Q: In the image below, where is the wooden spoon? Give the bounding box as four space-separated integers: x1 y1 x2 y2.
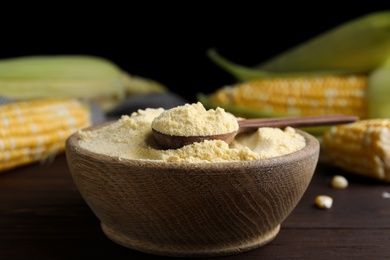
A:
152 114 359 149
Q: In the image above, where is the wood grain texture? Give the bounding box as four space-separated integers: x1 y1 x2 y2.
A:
65 123 319 257
1 154 390 259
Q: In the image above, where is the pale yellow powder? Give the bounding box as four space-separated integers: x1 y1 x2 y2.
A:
151 102 239 136
231 126 306 159
78 104 306 163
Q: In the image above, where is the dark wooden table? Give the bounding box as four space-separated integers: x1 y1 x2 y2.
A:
1 153 390 259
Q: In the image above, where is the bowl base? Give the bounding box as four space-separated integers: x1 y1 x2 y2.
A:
101 223 280 257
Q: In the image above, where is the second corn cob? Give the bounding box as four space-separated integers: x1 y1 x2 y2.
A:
320 119 390 183
203 74 369 119
0 98 91 172
201 11 390 121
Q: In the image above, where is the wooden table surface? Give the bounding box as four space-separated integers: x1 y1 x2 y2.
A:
1 153 390 259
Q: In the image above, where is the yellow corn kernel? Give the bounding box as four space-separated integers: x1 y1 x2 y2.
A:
321 119 390 183
315 195 333 209
0 98 91 172
330 175 349 189
209 74 369 118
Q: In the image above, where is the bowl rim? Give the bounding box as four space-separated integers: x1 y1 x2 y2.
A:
66 121 320 171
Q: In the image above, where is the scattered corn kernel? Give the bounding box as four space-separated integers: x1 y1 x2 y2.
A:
331 175 349 189
315 195 333 209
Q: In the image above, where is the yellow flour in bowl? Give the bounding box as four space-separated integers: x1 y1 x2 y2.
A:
77 103 305 162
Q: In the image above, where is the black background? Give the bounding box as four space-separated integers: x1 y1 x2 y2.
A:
2 4 390 103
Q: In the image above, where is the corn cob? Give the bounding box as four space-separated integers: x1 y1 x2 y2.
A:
0 98 91 172
202 11 390 122
320 119 390 183
204 74 369 119
0 55 166 112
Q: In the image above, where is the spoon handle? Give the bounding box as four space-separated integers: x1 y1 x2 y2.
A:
237 115 359 133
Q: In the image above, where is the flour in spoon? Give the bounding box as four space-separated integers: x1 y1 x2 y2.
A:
151 102 239 136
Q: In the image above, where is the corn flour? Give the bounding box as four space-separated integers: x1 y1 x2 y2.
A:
151 102 239 136
78 103 306 163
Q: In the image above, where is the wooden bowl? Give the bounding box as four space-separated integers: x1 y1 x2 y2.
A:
65 123 319 258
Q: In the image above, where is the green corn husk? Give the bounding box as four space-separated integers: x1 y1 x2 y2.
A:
208 10 390 81
367 61 390 118
0 55 166 112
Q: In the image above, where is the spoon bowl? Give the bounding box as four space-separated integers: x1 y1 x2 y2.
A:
153 114 359 149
